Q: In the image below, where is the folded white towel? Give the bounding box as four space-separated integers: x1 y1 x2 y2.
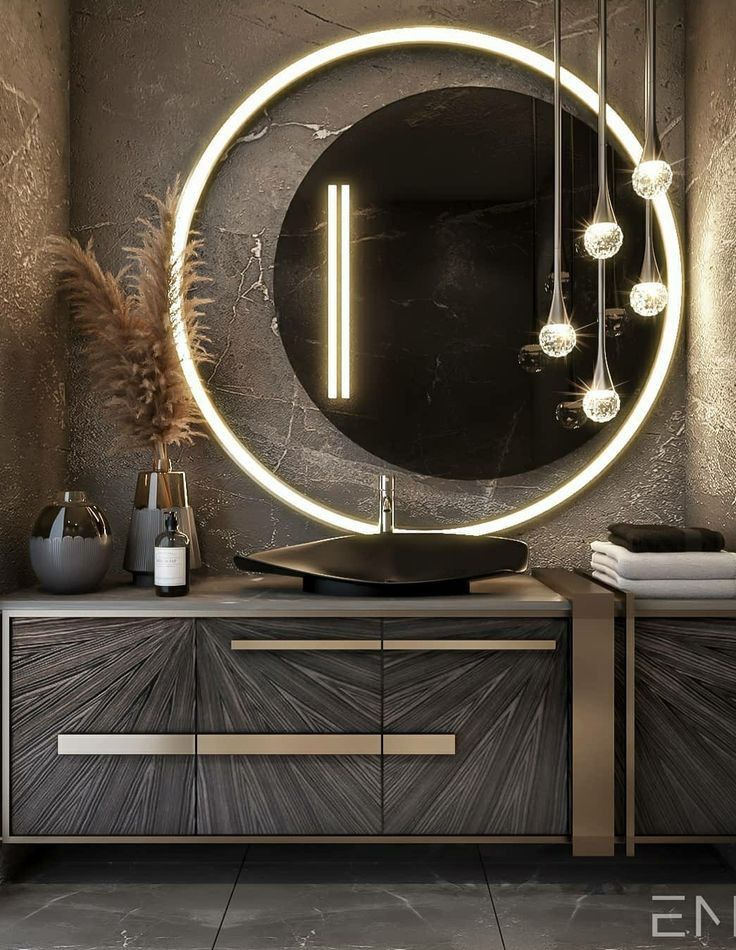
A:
590 539 736 580
592 566 736 598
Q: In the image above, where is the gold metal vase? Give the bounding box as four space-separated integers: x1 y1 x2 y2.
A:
123 445 201 586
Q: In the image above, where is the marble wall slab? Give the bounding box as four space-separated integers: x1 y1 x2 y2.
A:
0 0 69 593
685 0 736 547
68 0 686 573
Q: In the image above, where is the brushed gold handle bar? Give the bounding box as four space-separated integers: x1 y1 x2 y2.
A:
57 734 456 757
231 639 382 651
58 734 195 756
383 734 455 755
197 734 456 756
384 639 557 651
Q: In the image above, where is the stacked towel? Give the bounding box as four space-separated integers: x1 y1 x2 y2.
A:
608 522 725 553
590 530 736 598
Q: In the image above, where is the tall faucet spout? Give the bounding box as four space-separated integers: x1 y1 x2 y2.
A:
379 474 395 534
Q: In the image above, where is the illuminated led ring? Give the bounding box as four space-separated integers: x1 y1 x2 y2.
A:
171 26 683 536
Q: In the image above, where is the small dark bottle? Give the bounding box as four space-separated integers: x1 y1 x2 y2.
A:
154 510 190 597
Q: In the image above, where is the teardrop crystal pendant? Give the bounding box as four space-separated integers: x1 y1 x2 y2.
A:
584 259 621 424
630 202 668 316
584 0 624 261
633 0 672 199
540 0 576 358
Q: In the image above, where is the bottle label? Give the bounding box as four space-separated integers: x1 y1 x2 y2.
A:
155 548 186 587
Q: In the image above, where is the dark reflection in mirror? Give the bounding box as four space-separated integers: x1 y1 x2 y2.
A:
274 87 661 480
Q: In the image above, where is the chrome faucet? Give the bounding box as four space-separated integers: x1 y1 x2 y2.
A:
378 474 395 534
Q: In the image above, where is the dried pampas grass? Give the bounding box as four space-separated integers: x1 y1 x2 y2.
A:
49 181 211 454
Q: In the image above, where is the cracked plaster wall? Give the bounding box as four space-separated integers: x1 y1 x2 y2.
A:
685 0 736 546
0 0 69 594
68 0 686 572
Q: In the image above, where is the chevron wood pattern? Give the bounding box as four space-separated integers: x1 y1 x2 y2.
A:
9 617 196 836
382 618 570 835
196 618 382 834
634 617 736 835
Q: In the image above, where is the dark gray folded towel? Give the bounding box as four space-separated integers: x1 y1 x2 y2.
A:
608 523 725 553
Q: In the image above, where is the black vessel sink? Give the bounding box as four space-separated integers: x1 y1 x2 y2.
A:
235 533 528 596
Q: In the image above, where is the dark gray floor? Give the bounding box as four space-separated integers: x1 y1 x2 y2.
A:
1 843 735 949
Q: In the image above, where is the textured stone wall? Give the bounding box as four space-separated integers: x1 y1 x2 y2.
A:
0 0 69 594
685 0 736 545
68 0 686 573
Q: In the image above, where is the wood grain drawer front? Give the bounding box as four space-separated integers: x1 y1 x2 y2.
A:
9 617 196 837
196 618 382 835
382 618 569 836
634 617 736 836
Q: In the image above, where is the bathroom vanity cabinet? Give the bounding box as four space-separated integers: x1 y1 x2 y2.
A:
0 572 613 852
614 608 736 841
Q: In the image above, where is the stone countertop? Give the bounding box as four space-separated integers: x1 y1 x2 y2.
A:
0 572 571 618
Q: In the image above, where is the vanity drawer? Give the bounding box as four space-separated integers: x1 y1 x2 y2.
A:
382 617 569 835
8 617 196 837
196 618 382 835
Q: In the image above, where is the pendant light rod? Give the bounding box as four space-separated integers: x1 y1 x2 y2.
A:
584 0 622 259
643 0 660 158
539 0 576 357
640 201 658 281
593 259 608 389
553 0 563 281
597 0 608 198
633 0 672 196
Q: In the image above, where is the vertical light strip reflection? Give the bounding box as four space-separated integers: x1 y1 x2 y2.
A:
327 184 338 399
340 183 351 398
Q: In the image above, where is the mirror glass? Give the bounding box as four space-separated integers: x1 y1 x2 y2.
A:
274 86 660 481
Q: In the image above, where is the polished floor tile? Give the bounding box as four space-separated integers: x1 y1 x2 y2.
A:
0 846 246 950
2 844 736 950
482 845 736 950
214 855 503 950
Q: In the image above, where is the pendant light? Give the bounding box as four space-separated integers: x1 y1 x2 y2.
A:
632 0 673 198
539 0 577 358
583 259 621 422
630 200 668 314
583 0 624 260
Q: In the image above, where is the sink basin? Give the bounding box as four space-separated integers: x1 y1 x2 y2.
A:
234 533 528 596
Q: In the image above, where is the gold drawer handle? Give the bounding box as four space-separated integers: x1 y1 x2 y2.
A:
231 639 381 651
197 734 455 756
383 734 455 755
230 639 555 651
198 734 379 755
58 734 456 757
58 734 195 756
384 639 557 651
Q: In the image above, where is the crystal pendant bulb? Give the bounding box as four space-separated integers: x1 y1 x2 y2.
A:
540 321 576 357
634 0 672 200
556 399 586 430
518 344 545 374
583 388 621 423
631 202 668 316
585 256 621 424
633 159 672 199
584 220 624 259
540 0 577 360
630 280 668 316
585 0 623 262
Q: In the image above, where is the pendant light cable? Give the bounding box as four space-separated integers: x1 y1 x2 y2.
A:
583 0 623 260
633 0 673 198
539 0 577 358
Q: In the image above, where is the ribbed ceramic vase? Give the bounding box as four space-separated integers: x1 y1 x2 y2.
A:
30 491 112 594
124 450 201 587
